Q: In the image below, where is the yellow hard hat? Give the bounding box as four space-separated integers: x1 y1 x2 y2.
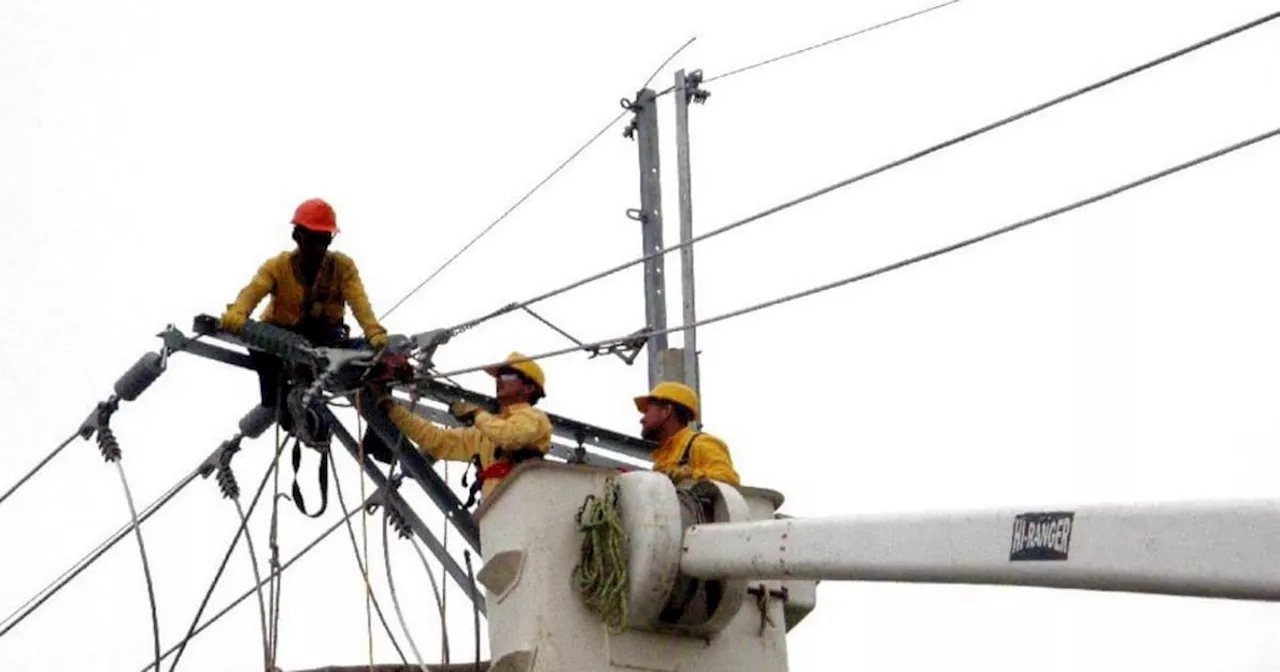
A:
634 381 699 421
484 351 546 394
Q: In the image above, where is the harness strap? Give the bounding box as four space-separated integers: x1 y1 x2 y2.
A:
678 431 703 467
462 446 547 508
290 438 330 519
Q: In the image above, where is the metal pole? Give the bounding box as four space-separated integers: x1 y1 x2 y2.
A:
674 69 701 427
632 88 669 389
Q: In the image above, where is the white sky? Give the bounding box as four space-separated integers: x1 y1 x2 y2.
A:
4 0 1280 669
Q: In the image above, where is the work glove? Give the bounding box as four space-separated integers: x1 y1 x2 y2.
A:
219 311 246 334
369 332 388 350
449 400 483 424
668 466 695 483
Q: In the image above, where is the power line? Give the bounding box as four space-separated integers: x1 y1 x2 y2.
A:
166 441 286 672
425 124 1280 381
381 493 432 672
326 441 412 665
641 36 697 91
114 461 162 672
704 0 960 84
446 8 1280 334
138 489 380 672
377 109 627 322
0 431 80 509
0 461 201 639
379 36 699 323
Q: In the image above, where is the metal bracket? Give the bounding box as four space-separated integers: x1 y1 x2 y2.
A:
158 323 254 370
586 327 648 365
747 584 789 636
621 93 645 140
683 69 710 105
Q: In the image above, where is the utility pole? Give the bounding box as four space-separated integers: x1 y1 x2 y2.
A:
673 69 708 427
627 88 669 390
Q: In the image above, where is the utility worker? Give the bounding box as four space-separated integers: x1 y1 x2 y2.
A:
220 198 389 437
635 381 739 486
375 352 552 506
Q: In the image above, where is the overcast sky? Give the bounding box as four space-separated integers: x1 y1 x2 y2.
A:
4 0 1280 670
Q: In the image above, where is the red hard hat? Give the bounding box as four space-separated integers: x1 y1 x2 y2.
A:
292 198 339 233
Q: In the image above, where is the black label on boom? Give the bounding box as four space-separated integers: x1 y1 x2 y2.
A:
1009 511 1074 561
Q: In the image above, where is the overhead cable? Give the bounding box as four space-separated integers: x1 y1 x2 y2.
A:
327 439 411 665
0 431 80 509
137 489 379 672
379 35 698 322
166 439 287 672
426 124 1280 381
704 0 960 85
381 475 432 672
113 460 162 672
447 8 1280 333
641 36 697 91
406 528 451 664
0 457 203 639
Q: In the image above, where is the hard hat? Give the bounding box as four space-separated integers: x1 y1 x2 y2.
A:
634 381 699 421
484 352 546 394
292 198 339 234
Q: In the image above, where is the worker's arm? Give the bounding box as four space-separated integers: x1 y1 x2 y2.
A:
337 256 388 348
386 405 485 463
679 434 741 486
220 258 276 333
471 409 549 450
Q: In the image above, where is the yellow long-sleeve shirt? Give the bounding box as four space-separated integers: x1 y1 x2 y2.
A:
650 425 740 486
221 250 386 345
386 402 553 499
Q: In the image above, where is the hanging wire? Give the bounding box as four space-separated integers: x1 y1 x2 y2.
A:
423 124 1280 381
137 489 381 672
379 34 701 322
442 8 1280 335
357 399 374 668
234 495 269 670
326 426 411 665
465 550 481 672
101 427 162 672
406 529 451 665
380 469 432 672
0 463 200 639
266 401 287 669
165 437 288 672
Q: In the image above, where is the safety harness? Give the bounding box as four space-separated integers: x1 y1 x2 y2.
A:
290 437 330 518
461 445 547 508
678 430 702 468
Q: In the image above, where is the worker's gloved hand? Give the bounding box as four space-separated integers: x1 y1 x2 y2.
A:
668 466 694 483
219 311 246 334
449 400 482 424
369 332 388 350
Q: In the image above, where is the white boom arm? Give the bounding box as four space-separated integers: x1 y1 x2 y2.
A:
678 499 1280 601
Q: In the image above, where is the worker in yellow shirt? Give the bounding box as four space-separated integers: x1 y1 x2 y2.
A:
219 198 389 444
634 381 739 486
376 352 552 506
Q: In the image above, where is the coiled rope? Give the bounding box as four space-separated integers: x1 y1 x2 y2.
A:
571 477 629 633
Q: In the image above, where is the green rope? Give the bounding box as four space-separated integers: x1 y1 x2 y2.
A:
571 477 629 633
